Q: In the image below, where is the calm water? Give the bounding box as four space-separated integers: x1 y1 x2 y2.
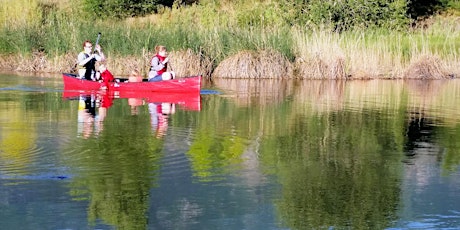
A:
1 73 460 229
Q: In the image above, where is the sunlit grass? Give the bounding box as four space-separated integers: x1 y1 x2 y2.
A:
0 1 459 78
0 0 40 28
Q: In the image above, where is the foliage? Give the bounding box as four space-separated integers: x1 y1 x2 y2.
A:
408 0 449 20
446 0 460 11
300 0 410 31
82 0 169 19
0 0 459 77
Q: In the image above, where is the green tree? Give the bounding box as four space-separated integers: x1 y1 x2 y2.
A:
82 0 170 19
408 0 448 20
300 0 409 31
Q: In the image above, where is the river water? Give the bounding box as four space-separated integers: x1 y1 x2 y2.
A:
1 73 460 229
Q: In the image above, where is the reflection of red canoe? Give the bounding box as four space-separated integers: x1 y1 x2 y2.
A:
63 90 201 111
62 73 201 93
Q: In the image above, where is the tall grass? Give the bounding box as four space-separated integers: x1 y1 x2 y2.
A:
0 0 40 28
0 0 459 79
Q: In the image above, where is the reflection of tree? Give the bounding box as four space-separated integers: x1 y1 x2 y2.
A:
196 78 460 228
263 110 404 229
404 113 437 157
438 124 460 172
185 96 260 181
183 94 403 228
403 80 460 173
213 78 295 107
187 129 246 180
0 102 37 175
67 107 163 229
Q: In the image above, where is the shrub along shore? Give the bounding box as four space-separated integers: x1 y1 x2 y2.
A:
1 0 459 79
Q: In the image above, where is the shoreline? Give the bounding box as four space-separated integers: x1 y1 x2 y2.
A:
0 52 457 80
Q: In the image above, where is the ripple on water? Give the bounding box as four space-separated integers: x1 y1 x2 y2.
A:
0 141 72 182
160 127 197 181
397 212 460 230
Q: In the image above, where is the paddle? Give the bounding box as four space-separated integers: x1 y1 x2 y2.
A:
93 32 101 54
92 33 101 80
166 55 176 79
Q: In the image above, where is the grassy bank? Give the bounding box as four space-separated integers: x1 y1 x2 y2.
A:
0 0 459 79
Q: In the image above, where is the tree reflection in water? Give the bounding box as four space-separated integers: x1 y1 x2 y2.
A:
68 96 164 229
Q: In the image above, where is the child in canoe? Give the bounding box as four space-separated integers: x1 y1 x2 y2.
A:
148 45 175 82
96 64 115 89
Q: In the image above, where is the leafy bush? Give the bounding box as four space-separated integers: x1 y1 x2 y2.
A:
408 0 448 20
82 0 169 19
295 0 410 31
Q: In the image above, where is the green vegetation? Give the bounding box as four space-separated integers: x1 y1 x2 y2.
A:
0 0 459 78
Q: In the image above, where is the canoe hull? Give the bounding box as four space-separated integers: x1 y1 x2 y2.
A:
63 90 201 111
62 73 201 93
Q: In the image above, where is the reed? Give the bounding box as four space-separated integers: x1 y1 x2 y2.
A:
0 0 40 29
0 0 459 79
213 49 293 79
291 25 459 79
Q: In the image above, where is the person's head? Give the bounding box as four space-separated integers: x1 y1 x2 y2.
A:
99 64 107 72
83 40 92 52
130 69 140 77
155 45 167 57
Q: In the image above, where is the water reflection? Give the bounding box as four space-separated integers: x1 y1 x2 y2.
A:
76 91 116 137
61 90 201 229
211 78 460 229
3 74 460 229
129 97 143 115
213 78 296 106
149 102 175 138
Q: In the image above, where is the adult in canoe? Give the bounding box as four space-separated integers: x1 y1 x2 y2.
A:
148 45 175 82
77 40 105 80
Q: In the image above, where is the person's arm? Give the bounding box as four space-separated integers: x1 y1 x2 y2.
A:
78 52 95 66
94 44 105 62
151 56 165 72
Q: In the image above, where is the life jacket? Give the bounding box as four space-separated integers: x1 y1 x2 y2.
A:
100 69 114 89
78 51 96 80
151 54 167 76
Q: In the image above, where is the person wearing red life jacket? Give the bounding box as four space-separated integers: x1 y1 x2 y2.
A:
148 45 175 82
97 64 115 90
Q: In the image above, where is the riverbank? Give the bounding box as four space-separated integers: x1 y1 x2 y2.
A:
1 1 459 79
0 37 457 80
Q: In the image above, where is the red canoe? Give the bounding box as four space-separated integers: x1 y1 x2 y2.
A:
62 73 201 93
63 90 201 111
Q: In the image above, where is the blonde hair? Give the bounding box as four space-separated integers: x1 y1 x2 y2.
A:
155 45 167 54
128 69 143 82
130 69 139 77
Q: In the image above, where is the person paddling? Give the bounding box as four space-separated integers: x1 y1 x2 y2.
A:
77 40 105 80
148 45 175 82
